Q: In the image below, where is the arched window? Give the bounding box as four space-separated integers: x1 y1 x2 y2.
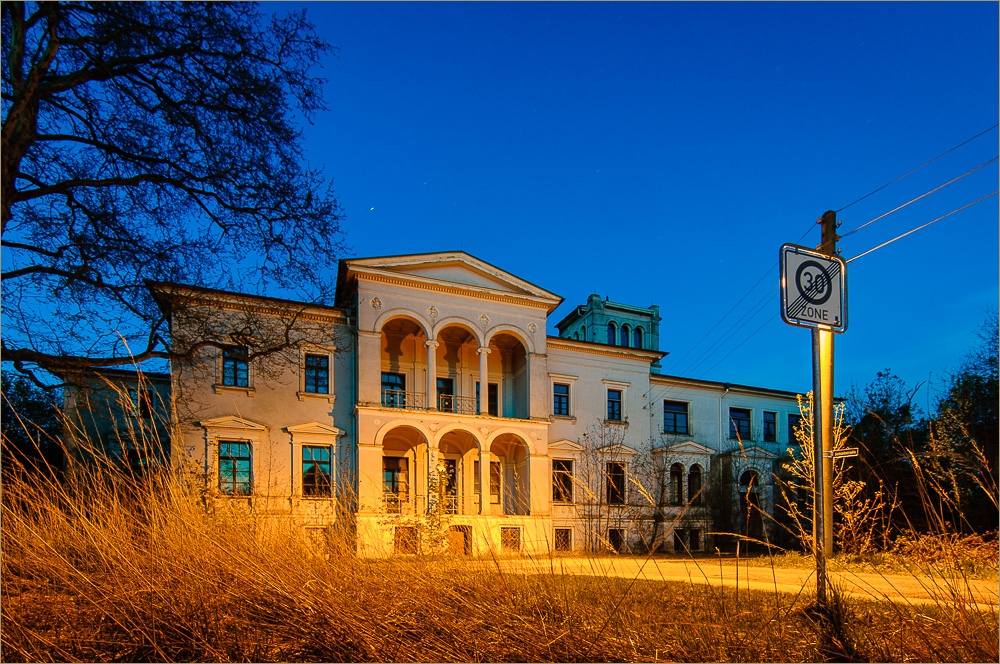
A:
669 463 684 505
607 322 617 346
633 326 643 349
580 326 586 341
620 324 630 347
688 464 702 506
573 331 579 340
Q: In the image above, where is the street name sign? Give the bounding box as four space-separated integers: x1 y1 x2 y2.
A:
780 244 847 333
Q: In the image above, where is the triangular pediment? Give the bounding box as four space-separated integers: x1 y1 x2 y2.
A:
286 422 342 437
721 444 778 461
548 438 585 454
654 440 715 457
597 443 638 458
341 252 563 311
199 415 267 431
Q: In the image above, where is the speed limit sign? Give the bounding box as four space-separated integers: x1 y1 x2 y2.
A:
780 244 847 332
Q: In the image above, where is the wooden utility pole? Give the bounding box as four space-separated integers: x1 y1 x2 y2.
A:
812 209 838 604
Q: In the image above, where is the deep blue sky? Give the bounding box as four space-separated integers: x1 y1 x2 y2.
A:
292 1 998 406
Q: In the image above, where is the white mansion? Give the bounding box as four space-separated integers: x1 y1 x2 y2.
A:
76 251 806 557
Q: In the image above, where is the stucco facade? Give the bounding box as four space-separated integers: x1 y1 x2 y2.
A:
140 251 804 557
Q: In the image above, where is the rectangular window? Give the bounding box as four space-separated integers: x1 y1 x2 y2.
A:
129 388 155 418
607 389 622 422
436 377 455 412
552 459 573 503
381 372 406 408
553 383 570 416
382 456 409 512
473 460 502 504
763 411 777 442
218 441 251 495
490 460 502 503
788 413 803 444
729 407 752 440
606 461 626 504
608 528 625 552
501 526 521 552
222 346 249 387
554 528 572 552
302 445 332 497
304 354 330 394
475 381 499 416
663 400 689 434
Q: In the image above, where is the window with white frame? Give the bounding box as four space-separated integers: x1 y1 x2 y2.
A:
221 346 249 387
788 413 803 445
218 441 252 495
663 400 689 434
552 459 574 503
763 411 777 442
729 407 752 440
304 354 330 394
554 528 572 551
607 389 623 422
606 461 626 504
301 445 332 497
553 383 570 416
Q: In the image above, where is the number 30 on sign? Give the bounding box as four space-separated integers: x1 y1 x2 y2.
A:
779 244 847 333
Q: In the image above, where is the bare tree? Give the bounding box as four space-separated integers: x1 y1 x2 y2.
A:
2 2 346 382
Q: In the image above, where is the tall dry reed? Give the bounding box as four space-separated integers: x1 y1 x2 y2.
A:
2 399 996 662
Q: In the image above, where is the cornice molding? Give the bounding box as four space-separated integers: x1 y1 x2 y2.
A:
353 268 560 312
546 337 665 362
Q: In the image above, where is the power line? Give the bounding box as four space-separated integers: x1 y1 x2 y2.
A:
840 157 998 239
836 124 998 213
847 191 998 263
698 313 777 380
655 131 997 405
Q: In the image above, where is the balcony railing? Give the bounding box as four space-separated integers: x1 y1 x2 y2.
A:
438 394 477 414
383 491 409 513
381 389 426 410
441 494 460 514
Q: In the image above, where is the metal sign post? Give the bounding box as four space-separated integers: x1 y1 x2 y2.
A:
779 213 847 607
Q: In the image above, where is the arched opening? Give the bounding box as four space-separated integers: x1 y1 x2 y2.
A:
633 326 643 349
433 323 480 414
620 324 631 347
438 429 479 515
607 322 617 346
381 425 429 514
688 464 703 506
488 332 529 419
489 434 530 515
739 470 763 541
670 463 684 505
380 317 428 409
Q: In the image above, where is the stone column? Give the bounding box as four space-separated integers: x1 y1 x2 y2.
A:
479 449 492 515
426 340 439 410
426 443 440 514
477 346 491 414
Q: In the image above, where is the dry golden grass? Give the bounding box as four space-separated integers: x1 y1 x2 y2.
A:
1 421 997 662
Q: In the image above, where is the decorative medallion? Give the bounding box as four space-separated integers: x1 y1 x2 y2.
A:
479 314 490 328
428 306 439 319
528 323 538 334
371 297 382 310
428 423 439 432
373 419 382 426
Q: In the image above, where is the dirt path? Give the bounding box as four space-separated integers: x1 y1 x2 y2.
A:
493 556 999 611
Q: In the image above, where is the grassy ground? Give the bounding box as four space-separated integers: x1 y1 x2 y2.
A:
2 458 997 663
